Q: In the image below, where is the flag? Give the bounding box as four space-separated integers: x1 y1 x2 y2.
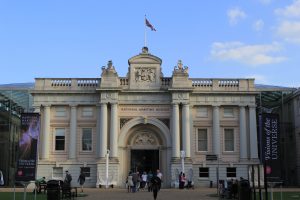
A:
145 18 156 31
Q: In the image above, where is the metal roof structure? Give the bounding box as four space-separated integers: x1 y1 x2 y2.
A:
255 84 297 110
0 83 34 115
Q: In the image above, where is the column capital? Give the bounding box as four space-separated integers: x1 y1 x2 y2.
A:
42 104 51 108
248 105 257 109
212 104 220 107
171 102 179 106
182 102 190 106
239 105 247 108
69 104 78 108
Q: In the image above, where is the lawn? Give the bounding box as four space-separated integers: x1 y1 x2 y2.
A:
256 192 300 200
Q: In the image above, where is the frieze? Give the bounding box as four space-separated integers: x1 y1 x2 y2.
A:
133 132 157 145
134 67 156 82
119 105 170 117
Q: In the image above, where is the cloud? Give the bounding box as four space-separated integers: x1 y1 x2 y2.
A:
253 19 264 31
227 7 246 25
276 21 300 44
246 74 268 84
274 1 300 44
211 42 287 66
275 0 300 18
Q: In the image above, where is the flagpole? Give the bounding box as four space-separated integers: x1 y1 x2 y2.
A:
144 15 147 47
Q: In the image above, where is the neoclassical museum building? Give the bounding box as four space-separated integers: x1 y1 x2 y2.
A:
32 47 259 187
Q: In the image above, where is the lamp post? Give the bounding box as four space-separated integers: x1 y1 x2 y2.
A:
106 149 110 189
180 150 185 173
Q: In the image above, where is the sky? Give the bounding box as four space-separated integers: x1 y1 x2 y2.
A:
0 0 300 87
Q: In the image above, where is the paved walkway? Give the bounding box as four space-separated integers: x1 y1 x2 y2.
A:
1 187 219 200
75 188 218 200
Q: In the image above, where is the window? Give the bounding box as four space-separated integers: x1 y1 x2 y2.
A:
199 167 209 178
226 167 236 178
55 107 66 117
82 107 93 117
197 107 208 117
53 167 63 179
55 128 65 151
224 107 234 117
82 128 92 151
224 129 234 151
80 167 91 177
197 129 208 151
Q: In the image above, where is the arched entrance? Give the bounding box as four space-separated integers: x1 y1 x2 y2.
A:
118 117 172 187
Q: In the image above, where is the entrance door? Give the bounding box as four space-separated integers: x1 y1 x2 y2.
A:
131 150 159 173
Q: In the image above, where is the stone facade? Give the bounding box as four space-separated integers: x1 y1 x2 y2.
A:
32 47 259 188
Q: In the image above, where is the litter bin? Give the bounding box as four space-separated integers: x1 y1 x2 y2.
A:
47 180 61 200
238 179 251 200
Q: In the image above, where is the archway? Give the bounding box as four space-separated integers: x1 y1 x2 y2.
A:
118 117 171 187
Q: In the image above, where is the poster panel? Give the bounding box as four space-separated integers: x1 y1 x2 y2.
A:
261 113 281 181
15 113 40 182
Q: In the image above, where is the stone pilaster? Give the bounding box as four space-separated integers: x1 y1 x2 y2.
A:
69 105 77 160
182 103 191 158
212 105 220 155
41 105 50 160
110 103 118 158
239 106 247 160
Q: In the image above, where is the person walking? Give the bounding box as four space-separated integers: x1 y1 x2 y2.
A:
151 175 161 200
156 169 163 190
64 170 72 186
77 170 86 193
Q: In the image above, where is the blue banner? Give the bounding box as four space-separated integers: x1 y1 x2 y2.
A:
261 113 281 181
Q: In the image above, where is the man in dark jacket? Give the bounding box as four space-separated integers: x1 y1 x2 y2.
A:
151 175 161 200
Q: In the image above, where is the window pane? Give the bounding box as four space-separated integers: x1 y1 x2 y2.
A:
55 129 65 150
80 167 91 177
198 129 207 151
226 167 236 178
82 128 92 151
199 167 209 177
224 129 234 151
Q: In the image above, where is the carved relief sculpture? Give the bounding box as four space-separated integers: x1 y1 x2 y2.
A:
135 68 156 82
134 132 156 145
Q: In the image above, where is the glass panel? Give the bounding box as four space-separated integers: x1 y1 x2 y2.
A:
224 129 234 151
80 167 90 177
198 129 208 151
82 128 92 151
199 167 209 177
55 128 65 150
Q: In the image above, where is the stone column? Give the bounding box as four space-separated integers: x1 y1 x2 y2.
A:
99 103 108 158
41 105 50 160
212 105 220 155
96 105 101 158
69 105 77 160
249 105 258 159
110 103 118 158
172 103 180 158
239 106 247 159
182 103 191 158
